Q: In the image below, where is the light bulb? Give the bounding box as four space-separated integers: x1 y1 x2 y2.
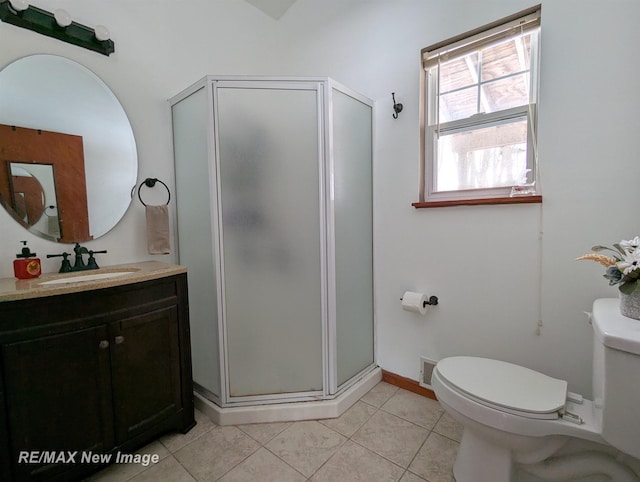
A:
94 25 110 41
54 9 72 27
9 0 29 12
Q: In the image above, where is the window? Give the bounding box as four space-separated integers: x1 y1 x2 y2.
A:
417 7 541 207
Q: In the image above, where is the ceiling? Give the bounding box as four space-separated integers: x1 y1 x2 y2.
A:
244 0 298 19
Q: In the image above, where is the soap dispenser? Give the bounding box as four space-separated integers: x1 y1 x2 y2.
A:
13 241 41 280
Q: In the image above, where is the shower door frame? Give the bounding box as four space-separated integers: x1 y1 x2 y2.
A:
211 79 330 406
324 79 376 397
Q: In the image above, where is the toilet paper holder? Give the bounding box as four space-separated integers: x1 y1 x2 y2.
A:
400 294 439 307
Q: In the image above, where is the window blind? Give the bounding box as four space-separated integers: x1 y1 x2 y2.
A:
422 7 540 69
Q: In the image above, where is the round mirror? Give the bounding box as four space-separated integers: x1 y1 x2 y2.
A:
0 54 137 242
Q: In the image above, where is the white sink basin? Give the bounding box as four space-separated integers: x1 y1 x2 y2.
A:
39 271 136 286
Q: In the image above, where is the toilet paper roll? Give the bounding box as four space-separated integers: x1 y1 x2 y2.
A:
402 291 428 315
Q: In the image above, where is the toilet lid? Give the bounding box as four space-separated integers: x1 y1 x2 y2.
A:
436 356 568 418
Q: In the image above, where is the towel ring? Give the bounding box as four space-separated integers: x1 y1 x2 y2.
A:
138 178 171 206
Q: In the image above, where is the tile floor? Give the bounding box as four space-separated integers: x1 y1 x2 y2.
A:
89 382 463 482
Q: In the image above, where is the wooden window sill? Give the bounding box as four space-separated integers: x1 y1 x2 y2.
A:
412 195 542 208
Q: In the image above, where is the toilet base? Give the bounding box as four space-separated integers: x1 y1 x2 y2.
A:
453 426 640 482
454 428 513 482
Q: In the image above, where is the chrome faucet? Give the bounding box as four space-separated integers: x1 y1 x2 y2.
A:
47 243 107 273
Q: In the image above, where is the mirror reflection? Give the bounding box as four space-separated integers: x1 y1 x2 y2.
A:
0 55 138 243
7 161 60 240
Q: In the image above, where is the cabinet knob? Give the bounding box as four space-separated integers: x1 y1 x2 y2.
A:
99 340 109 349
114 335 125 345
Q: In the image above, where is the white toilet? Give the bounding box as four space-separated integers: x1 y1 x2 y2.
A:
432 298 640 482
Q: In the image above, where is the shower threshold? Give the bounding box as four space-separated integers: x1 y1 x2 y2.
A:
194 367 382 425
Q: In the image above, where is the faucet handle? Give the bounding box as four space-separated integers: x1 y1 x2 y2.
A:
46 252 69 258
86 249 107 270
46 252 72 273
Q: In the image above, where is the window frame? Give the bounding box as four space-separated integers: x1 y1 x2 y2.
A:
416 6 542 208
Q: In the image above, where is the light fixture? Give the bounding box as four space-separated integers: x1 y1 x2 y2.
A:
8 0 28 12
94 24 109 41
53 8 71 28
0 0 114 56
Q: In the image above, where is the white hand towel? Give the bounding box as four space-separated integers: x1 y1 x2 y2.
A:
145 204 170 255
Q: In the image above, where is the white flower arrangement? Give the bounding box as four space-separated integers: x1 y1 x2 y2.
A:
577 236 640 294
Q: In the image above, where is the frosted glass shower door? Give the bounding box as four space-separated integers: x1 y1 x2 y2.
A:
331 86 374 388
216 83 324 398
172 86 221 399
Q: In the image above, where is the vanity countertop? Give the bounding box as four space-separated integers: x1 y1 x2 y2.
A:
0 261 187 302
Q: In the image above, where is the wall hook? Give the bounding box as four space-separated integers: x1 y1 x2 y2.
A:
392 92 403 119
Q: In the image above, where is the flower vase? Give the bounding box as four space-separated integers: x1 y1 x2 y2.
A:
620 289 640 320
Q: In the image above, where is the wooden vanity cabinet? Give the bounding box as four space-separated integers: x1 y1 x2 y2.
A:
0 273 195 481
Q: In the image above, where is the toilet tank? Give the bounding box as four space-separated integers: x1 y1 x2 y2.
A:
592 298 640 460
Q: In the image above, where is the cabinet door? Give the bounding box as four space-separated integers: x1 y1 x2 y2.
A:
2 326 114 481
110 306 182 444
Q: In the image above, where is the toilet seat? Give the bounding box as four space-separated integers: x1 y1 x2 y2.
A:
435 356 568 419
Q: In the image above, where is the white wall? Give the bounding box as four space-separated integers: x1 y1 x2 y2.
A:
2 0 638 397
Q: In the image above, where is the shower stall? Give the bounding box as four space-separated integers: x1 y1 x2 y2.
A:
170 77 378 424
